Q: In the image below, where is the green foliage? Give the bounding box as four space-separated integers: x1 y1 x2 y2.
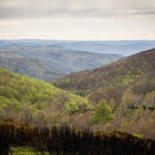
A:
90 100 113 125
60 79 70 88
65 98 79 114
0 68 90 127
133 133 144 139
72 89 90 97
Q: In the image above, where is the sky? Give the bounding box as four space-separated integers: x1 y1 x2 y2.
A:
0 0 155 40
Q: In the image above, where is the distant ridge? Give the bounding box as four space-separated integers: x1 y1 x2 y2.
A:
0 54 64 81
0 46 122 80
0 40 155 56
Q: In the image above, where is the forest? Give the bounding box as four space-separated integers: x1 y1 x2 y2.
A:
0 48 155 154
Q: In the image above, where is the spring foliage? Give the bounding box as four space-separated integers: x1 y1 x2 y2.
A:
0 68 91 128
90 100 113 125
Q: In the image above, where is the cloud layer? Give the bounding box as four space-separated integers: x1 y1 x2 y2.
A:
0 0 155 40
0 0 155 19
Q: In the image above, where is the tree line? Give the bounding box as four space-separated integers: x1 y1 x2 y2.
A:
0 120 155 155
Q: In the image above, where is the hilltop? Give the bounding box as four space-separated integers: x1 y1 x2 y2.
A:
55 49 155 138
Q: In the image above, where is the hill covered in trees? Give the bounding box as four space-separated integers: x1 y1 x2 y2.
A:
54 49 155 138
0 67 93 128
0 54 64 81
55 48 155 94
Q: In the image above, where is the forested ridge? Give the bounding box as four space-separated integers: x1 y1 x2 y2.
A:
54 49 155 138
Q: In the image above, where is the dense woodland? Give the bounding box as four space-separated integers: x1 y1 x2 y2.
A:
55 49 155 138
0 67 92 129
0 48 155 154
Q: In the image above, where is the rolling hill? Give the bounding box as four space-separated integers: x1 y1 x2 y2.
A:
0 67 92 128
0 54 64 81
54 49 155 138
0 46 122 75
55 48 155 94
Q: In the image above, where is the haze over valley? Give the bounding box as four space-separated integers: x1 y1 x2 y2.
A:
1 39 155 56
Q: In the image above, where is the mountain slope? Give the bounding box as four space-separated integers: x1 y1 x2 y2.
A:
55 49 155 138
55 48 155 95
0 54 64 81
0 46 123 74
0 67 91 128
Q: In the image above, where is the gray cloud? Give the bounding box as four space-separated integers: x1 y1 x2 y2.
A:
0 0 155 19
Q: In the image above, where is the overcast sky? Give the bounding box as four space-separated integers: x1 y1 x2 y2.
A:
0 0 155 40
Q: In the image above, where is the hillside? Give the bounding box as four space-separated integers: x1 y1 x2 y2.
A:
0 67 92 128
0 54 64 81
55 48 155 94
55 49 155 138
0 46 122 74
